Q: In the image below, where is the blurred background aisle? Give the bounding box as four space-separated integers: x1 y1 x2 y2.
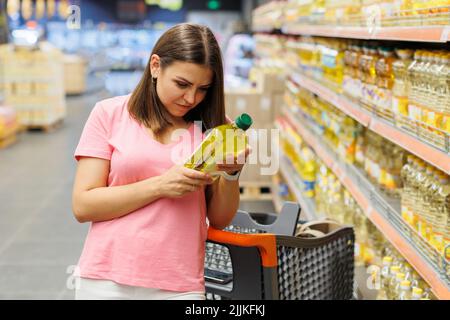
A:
0 0 449 300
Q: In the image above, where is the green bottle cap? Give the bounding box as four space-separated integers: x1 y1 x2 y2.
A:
235 113 253 131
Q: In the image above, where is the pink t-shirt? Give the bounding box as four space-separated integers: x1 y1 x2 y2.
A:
74 95 208 292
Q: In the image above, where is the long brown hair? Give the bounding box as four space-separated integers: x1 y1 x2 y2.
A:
128 23 226 135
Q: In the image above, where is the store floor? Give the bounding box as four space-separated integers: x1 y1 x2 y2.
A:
0 90 274 300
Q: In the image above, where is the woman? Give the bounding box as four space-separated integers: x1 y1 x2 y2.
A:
72 23 248 300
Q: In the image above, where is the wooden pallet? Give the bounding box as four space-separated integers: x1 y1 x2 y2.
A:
25 119 63 133
239 182 272 201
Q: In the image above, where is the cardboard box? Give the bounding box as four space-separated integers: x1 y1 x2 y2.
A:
272 92 285 120
225 90 274 129
64 54 87 95
250 68 285 94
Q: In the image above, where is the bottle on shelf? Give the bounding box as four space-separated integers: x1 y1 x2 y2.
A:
388 271 405 300
419 165 437 242
407 50 425 123
377 256 393 300
392 48 414 120
374 46 395 121
398 280 412 300
411 287 423 300
411 160 427 237
401 154 415 225
386 265 401 299
431 172 450 255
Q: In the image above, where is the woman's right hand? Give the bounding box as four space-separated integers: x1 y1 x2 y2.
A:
157 165 214 198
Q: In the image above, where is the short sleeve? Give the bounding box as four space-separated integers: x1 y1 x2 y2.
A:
74 102 113 161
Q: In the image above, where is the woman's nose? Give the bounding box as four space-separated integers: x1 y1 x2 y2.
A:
183 89 196 105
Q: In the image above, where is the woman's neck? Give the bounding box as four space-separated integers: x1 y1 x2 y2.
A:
169 116 189 129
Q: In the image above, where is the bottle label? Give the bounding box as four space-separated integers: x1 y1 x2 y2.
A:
392 96 409 116
432 232 444 252
380 169 387 186
401 206 409 224
385 172 396 189
444 239 450 261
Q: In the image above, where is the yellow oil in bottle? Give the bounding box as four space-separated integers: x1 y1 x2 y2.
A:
411 287 423 300
375 47 395 117
184 113 252 178
411 160 426 236
386 266 401 299
407 50 424 122
392 49 414 118
377 256 393 300
419 165 436 242
431 173 450 255
398 280 412 300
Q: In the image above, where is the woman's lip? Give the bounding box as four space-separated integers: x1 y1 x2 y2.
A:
177 103 192 108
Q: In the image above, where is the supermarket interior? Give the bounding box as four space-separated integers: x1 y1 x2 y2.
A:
0 0 449 301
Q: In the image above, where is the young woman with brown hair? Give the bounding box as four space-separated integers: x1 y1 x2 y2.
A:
72 23 249 300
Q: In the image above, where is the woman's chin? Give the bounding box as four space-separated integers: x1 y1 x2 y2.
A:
168 109 188 119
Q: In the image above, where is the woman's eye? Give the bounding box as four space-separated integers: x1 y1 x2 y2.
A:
176 82 188 88
200 87 209 92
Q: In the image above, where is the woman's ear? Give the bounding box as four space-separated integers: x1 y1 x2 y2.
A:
150 54 161 78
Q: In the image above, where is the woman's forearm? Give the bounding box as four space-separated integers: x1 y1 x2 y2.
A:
73 176 164 223
207 176 240 229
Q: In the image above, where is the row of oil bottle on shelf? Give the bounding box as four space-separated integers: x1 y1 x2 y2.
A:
254 0 450 28
275 156 436 300
281 86 450 270
255 34 450 151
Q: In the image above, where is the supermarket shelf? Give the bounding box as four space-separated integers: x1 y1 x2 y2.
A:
283 105 450 300
278 156 320 221
290 72 450 175
282 24 450 43
290 73 371 126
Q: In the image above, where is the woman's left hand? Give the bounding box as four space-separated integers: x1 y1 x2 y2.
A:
216 146 251 175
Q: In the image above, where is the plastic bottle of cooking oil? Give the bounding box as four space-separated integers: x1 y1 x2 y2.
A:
354 207 367 267
359 45 370 107
411 160 427 236
315 165 328 215
428 170 442 250
407 50 424 122
387 270 405 300
431 172 450 254
419 165 437 241
420 52 436 115
427 52 444 115
402 262 413 282
411 287 423 300
392 49 414 118
301 147 317 198
435 53 450 131
377 256 393 300
398 280 412 300
401 155 415 225
417 52 433 115
383 144 405 198
372 134 384 187
422 287 432 300
184 113 252 179
392 272 407 300
375 47 395 116
378 142 390 192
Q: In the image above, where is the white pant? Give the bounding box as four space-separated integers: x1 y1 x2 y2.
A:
75 277 205 300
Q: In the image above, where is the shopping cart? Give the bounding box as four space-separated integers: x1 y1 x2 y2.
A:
204 201 355 300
